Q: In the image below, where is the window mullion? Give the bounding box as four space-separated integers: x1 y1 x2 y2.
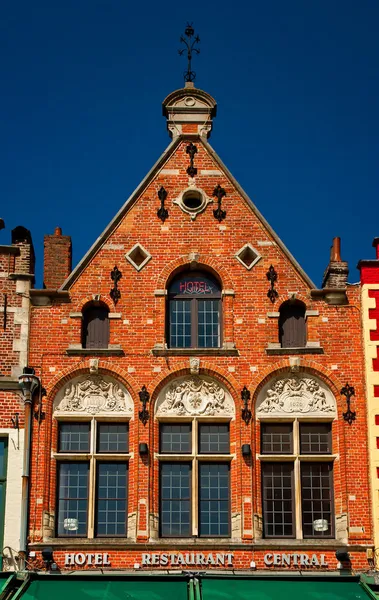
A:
192 420 198 536
192 298 197 347
88 456 96 538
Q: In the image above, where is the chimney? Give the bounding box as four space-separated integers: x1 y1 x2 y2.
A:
44 227 72 289
321 237 349 303
11 226 35 278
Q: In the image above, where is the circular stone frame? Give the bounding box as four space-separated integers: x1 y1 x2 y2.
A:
173 186 213 220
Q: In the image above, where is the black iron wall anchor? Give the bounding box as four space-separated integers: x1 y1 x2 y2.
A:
186 143 198 177
341 383 356 425
110 266 122 305
266 265 279 303
139 385 150 425
157 186 169 223
241 386 252 425
213 185 227 222
178 23 200 83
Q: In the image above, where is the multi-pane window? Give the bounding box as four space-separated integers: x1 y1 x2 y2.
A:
56 421 129 537
159 422 231 537
260 421 334 539
167 271 222 348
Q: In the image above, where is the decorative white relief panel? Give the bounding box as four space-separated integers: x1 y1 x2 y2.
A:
54 375 133 416
156 376 235 418
256 374 336 418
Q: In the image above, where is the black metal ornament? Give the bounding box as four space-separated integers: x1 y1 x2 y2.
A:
157 186 169 223
186 142 198 177
341 383 356 425
110 266 122 305
178 23 200 83
241 386 252 425
266 265 279 303
213 185 227 222
139 385 150 425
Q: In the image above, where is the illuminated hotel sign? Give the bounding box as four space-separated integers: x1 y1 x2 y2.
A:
141 553 234 566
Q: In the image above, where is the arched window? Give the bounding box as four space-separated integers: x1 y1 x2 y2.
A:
82 303 110 349
279 300 306 348
167 271 222 348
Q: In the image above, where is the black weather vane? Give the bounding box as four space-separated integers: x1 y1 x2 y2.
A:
178 23 200 83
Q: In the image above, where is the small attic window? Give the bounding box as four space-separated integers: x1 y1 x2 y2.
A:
235 244 261 270
174 187 212 220
182 191 202 210
125 243 151 271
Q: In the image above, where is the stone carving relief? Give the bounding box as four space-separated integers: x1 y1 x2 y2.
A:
156 376 234 417
257 375 336 417
54 375 133 416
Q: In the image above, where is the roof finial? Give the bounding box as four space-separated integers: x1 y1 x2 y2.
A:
178 23 200 84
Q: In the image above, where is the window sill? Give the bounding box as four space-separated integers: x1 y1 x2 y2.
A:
66 345 124 356
266 346 324 356
152 346 239 357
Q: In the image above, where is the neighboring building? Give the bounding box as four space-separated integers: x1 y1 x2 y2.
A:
0 224 34 569
26 79 372 580
359 239 379 561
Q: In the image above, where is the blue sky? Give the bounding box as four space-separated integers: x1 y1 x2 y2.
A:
1 0 378 287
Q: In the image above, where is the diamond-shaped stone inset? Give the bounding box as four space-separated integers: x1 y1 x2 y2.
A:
125 243 152 271
235 243 261 270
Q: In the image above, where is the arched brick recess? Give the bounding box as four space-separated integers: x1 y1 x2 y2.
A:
155 254 235 291
72 294 113 313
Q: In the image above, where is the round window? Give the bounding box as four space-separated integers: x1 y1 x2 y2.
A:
182 191 202 210
174 187 211 220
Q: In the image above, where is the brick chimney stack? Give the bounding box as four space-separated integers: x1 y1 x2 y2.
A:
43 227 72 289
322 237 349 289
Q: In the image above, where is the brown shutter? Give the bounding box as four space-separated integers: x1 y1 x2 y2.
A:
279 302 306 348
82 306 109 349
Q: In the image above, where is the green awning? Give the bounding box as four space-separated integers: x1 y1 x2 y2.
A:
14 574 190 600
199 576 375 600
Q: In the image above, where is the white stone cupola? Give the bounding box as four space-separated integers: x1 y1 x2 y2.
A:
162 82 217 140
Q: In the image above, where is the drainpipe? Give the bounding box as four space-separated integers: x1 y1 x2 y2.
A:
18 371 40 571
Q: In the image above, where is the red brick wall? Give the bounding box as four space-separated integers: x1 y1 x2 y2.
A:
27 138 372 572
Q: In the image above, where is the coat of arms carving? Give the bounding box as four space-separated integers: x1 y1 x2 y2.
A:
156 377 234 417
257 376 335 416
55 376 132 415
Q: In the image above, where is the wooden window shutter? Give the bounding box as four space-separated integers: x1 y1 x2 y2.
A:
82 305 110 349
279 302 306 348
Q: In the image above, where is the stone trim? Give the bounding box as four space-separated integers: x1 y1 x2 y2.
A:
66 345 124 356
266 347 324 356
152 347 239 357
0 377 20 390
69 312 82 318
222 289 235 296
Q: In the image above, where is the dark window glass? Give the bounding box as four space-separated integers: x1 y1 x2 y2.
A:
199 424 230 454
0 439 7 479
168 271 222 349
301 463 333 538
169 300 191 348
57 462 89 536
261 423 293 454
300 423 332 454
97 423 129 453
96 463 127 536
82 304 110 349
262 463 294 538
199 463 230 537
58 423 90 453
160 463 191 537
279 300 306 348
198 300 221 348
160 424 191 454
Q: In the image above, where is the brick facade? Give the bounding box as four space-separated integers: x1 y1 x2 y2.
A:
359 239 379 562
26 84 372 574
0 225 34 569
